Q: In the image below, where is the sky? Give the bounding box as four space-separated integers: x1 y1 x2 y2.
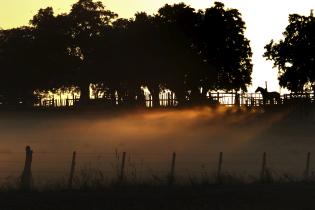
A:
0 0 315 93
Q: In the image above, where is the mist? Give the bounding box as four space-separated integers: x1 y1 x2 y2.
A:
0 107 313 182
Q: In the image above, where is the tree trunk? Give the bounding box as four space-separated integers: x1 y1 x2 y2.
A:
234 90 240 107
135 88 145 107
175 89 186 107
110 88 117 105
78 82 90 105
201 87 209 101
127 89 138 106
191 87 202 104
149 85 160 108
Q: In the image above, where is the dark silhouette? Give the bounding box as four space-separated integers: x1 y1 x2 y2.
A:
67 0 118 105
255 86 281 105
0 27 40 106
199 2 253 93
0 0 253 108
264 11 315 94
20 146 33 190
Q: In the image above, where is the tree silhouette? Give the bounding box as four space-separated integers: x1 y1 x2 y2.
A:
156 3 208 105
30 7 76 90
264 13 315 92
199 2 252 93
0 27 37 106
0 1 253 108
67 0 118 104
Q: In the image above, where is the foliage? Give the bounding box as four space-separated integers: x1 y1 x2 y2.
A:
200 2 252 92
0 0 252 107
264 13 315 92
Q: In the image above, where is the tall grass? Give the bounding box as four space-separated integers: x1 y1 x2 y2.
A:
1 167 315 192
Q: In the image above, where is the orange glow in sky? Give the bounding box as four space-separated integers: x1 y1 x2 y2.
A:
1 0 315 93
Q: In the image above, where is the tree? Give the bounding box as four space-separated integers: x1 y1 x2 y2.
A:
67 0 118 104
0 1 253 108
30 7 77 91
131 12 166 107
199 2 252 92
2 0 119 106
126 9 206 107
156 3 208 105
264 13 315 92
110 18 146 106
0 27 37 105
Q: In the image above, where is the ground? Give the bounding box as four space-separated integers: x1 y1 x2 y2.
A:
0 105 314 210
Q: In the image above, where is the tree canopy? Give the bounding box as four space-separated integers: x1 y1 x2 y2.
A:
264 12 315 92
200 2 252 92
0 0 253 107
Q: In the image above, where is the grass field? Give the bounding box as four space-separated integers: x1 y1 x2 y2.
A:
0 105 314 209
1 181 315 210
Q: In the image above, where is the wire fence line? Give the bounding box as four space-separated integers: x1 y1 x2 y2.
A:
0 146 314 189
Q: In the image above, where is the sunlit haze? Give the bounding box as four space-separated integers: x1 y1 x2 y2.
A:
0 107 312 180
1 0 315 93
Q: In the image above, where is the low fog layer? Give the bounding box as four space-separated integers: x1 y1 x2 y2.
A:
0 107 313 181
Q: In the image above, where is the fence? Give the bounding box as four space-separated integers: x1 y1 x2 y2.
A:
39 98 80 107
36 92 315 108
3 146 315 190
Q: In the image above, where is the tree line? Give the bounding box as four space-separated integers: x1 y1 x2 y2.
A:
0 0 253 107
1 0 314 108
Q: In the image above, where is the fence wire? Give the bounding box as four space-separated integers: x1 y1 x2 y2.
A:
0 150 313 185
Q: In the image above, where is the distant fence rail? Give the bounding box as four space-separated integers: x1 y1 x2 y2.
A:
36 92 315 108
0 92 313 109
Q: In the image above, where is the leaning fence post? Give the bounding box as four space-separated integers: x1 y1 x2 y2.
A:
304 152 311 181
119 152 126 182
168 152 176 185
68 151 76 189
21 146 33 190
217 152 223 183
260 152 267 181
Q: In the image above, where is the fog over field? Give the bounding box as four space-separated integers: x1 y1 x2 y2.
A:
0 106 314 183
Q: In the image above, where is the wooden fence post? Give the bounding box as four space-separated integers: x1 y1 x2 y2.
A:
217 152 223 182
68 151 76 189
260 152 267 181
304 152 311 181
168 152 176 185
21 146 33 190
119 152 126 182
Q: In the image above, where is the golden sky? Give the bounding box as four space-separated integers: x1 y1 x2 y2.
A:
1 0 315 92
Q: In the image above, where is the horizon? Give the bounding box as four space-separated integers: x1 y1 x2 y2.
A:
1 0 315 93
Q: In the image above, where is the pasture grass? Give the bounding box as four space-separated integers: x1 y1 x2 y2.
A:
0 169 315 210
